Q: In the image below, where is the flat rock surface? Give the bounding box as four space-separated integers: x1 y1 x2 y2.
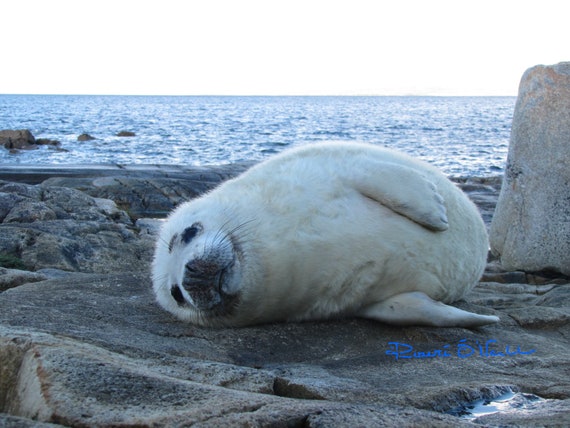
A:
1 165 569 427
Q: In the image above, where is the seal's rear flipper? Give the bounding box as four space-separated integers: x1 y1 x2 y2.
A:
359 291 499 328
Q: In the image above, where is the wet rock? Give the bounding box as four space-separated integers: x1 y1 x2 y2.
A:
0 130 60 151
35 138 61 148
474 398 570 426
77 133 96 141
491 62 570 275
117 130 136 137
0 129 36 150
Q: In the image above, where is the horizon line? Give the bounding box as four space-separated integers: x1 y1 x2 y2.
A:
0 92 517 97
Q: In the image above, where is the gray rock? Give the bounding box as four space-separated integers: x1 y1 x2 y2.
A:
0 413 62 427
0 181 153 274
490 62 570 275
0 130 36 150
0 268 47 292
117 131 136 137
453 176 502 228
0 162 569 426
77 133 96 141
0 163 253 219
0 274 568 426
34 138 61 148
0 164 251 277
0 130 60 151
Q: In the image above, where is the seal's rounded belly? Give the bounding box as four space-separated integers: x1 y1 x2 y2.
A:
152 142 499 328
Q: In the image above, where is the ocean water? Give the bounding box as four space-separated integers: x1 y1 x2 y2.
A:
0 95 515 176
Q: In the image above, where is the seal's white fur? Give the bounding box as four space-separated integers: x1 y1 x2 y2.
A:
152 142 499 327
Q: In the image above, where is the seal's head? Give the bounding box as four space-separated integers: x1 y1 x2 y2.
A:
152 208 247 326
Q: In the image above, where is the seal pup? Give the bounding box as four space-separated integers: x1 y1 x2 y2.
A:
152 141 499 328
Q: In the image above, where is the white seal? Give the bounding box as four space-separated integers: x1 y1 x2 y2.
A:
152 142 499 328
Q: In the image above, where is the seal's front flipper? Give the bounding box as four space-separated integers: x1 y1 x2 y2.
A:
359 291 499 328
349 161 448 231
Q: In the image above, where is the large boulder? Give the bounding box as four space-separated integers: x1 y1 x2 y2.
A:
0 129 61 152
0 130 36 150
490 62 570 275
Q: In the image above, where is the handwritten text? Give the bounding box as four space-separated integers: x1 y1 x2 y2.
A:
386 339 536 361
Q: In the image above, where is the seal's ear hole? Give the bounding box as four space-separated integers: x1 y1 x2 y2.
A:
181 222 203 244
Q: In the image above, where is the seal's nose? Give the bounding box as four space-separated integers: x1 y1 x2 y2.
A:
182 259 224 310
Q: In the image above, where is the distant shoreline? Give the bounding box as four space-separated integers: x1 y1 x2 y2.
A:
0 93 518 98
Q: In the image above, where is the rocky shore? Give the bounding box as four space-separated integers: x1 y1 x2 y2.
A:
2 61 568 426
1 163 569 427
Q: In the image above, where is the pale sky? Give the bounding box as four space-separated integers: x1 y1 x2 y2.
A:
1 0 567 96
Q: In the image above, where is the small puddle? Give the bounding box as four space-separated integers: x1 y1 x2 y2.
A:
447 388 545 420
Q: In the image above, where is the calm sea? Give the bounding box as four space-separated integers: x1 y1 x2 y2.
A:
0 95 515 176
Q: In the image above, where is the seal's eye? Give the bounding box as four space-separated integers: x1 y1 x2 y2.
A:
171 285 186 305
181 223 202 244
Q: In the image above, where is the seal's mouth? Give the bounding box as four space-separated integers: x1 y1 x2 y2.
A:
171 256 240 315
